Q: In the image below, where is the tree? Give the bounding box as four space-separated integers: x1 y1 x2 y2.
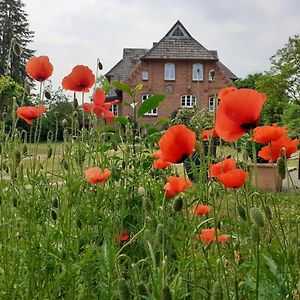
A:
234 73 263 89
0 0 34 83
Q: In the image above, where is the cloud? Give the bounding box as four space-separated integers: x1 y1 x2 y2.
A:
24 0 300 92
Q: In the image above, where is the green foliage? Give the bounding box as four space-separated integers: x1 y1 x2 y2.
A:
137 94 165 117
282 102 300 138
96 75 111 94
235 73 263 89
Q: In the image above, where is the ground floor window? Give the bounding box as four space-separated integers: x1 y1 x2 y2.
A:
109 104 118 116
208 97 219 112
181 95 196 108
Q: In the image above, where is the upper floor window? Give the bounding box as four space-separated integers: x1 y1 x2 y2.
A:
192 64 203 81
208 97 220 112
164 63 175 81
181 95 196 108
142 71 148 81
142 94 157 116
109 104 118 116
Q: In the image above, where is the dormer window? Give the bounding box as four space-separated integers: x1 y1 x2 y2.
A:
172 27 184 37
193 64 203 81
142 71 148 81
164 63 175 81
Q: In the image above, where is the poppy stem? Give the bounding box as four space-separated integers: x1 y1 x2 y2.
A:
81 92 85 130
255 230 260 300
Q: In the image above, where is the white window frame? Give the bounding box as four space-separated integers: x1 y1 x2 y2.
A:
142 94 158 116
142 71 148 81
109 104 118 116
181 95 196 108
192 64 203 81
208 97 220 112
164 63 175 81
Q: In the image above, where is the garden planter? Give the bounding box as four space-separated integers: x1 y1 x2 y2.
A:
247 163 282 192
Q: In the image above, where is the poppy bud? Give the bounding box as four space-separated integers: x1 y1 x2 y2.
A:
143 228 151 240
13 42 22 56
173 196 183 212
118 278 131 300
52 198 59 208
73 93 78 109
211 281 223 300
22 144 28 156
47 145 53 159
237 204 247 221
156 223 164 244
73 111 78 118
51 209 57 221
44 90 51 100
61 119 68 128
24 81 31 95
14 150 21 166
250 207 264 228
61 159 69 171
138 186 145 196
263 205 272 220
161 285 172 300
137 282 149 298
276 156 286 179
251 224 260 242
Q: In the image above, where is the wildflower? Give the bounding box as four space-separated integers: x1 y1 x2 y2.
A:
84 167 111 184
253 124 288 144
218 86 237 100
158 125 196 163
196 228 228 244
83 89 119 123
114 230 129 242
190 204 211 216
62 65 95 92
201 128 219 141
26 56 53 82
258 135 299 162
210 159 248 188
16 106 46 124
164 176 192 198
215 89 267 142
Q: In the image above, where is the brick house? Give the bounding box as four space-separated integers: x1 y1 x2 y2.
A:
105 20 237 124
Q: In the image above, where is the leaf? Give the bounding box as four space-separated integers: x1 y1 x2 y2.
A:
134 83 143 93
115 116 129 126
111 80 133 97
137 94 166 118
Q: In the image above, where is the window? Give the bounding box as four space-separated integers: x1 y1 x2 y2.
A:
142 94 157 116
172 27 184 37
208 97 219 112
142 71 148 81
192 64 203 81
181 95 196 108
109 104 118 116
164 63 175 80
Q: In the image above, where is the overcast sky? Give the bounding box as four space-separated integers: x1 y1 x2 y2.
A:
24 0 300 91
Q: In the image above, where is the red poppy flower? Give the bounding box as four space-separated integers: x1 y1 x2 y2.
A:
16 106 46 124
153 159 172 169
163 176 192 198
218 86 237 100
196 228 228 244
202 128 219 141
217 169 248 188
114 230 129 242
209 158 236 177
215 89 267 142
158 125 196 163
84 167 111 184
26 56 53 82
82 89 119 123
190 204 211 216
258 135 299 161
253 124 288 144
62 65 95 92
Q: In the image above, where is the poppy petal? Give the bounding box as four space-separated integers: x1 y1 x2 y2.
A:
217 168 248 188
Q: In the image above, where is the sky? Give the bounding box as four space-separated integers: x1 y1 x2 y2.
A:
24 0 300 92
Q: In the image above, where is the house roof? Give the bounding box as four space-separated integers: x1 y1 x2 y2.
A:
141 20 218 61
217 61 238 80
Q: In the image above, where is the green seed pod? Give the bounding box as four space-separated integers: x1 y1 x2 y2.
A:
51 209 57 221
22 144 28 156
61 119 68 128
263 205 272 220
237 204 247 221
156 223 164 244
47 145 53 159
13 42 22 56
161 285 172 300
276 156 286 179
52 198 59 208
250 207 265 228
251 224 260 242
118 278 131 300
137 282 149 299
211 281 223 300
44 90 51 100
14 150 21 166
173 196 183 212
